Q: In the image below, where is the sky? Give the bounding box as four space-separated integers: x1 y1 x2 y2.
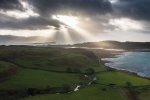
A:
0 0 150 44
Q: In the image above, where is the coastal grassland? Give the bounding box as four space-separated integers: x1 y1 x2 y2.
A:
22 84 127 100
0 46 150 100
14 53 96 71
0 46 98 71
0 61 15 72
135 85 150 100
91 65 107 72
0 68 80 90
97 71 150 86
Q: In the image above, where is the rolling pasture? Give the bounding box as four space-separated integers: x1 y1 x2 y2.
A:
0 46 149 100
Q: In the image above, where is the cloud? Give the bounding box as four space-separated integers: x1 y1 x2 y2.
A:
29 0 112 16
113 0 150 21
108 18 143 31
0 0 113 30
0 0 39 19
0 17 61 30
0 0 22 10
0 0 150 43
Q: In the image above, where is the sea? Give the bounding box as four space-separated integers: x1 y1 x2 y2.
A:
102 52 150 78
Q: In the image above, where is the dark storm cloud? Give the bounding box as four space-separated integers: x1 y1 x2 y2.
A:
114 0 150 20
29 0 112 16
0 16 60 30
0 0 23 10
0 0 113 30
1 0 150 31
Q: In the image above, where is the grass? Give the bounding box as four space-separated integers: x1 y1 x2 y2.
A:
97 71 150 86
138 92 150 100
22 84 127 100
0 61 14 72
14 53 96 71
0 68 80 89
0 46 150 100
93 65 107 72
135 86 150 100
0 46 98 72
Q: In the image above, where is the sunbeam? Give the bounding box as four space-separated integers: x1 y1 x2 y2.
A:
60 25 73 44
52 14 97 43
72 25 97 41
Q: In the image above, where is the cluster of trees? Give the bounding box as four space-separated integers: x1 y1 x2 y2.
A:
26 84 72 96
0 84 72 100
66 67 95 75
66 68 81 73
85 68 95 75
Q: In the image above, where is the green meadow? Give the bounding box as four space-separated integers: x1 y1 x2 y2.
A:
22 85 127 100
97 72 150 86
136 86 150 100
0 46 97 71
0 68 80 89
0 61 15 72
0 46 149 100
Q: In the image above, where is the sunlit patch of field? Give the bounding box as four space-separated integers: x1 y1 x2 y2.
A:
97 72 150 86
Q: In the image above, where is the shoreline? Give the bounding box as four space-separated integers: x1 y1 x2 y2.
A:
99 55 150 80
88 48 150 80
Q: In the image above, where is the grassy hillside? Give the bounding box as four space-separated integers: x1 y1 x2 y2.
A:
0 61 15 72
0 46 149 100
23 71 150 100
135 85 150 100
97 72 150 86
0 68 80 90
0 46 98 71
22 85 127 100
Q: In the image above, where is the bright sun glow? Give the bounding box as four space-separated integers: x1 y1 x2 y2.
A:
109 0 118 4
52 15 78 28
52 15 97 43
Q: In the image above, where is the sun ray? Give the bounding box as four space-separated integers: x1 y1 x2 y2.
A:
60 25 73 44
71 25 98 42
52 14 97 42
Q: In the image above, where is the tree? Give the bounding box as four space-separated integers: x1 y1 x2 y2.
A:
73 68 81 73
62 84 71 93
66 68 73 73
85 68 95 75
27 88 36 96
126 82 132 88
102 88 107 91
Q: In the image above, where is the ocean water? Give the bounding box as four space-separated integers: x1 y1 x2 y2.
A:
102 52 150 78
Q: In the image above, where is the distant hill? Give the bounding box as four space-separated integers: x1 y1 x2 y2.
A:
0 35 53 45
73 41 150 50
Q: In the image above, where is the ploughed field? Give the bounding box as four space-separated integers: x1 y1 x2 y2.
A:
0 46 149 100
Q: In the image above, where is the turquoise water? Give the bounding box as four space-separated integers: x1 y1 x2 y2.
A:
102 52 150 78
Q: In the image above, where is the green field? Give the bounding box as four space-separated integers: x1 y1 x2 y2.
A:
22 71 150 100
0 46 98 71
22 85 127 100
0 61 15 72
0 68 80 89
0 46 150 100
97 72 150 86
135 86 150 100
